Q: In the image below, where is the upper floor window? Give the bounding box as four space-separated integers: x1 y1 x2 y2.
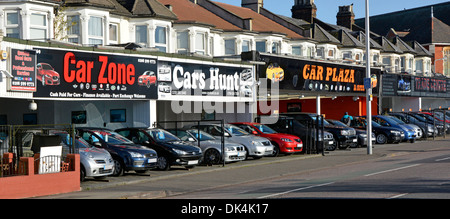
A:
135 25 148 45
109 23 118 43
5 12 20 39
292 45 302 56
225 39 236 55
67 15 80 44
30 13 47 41
88 16 103 45
195 33 206 55
155 26 167 52
272 42 280 54
177 31 189 55
316 47 324 58
256 41 266 53
242 40 250 53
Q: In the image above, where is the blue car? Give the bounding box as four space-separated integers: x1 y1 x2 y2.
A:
77 128 158 176
372 115 417 143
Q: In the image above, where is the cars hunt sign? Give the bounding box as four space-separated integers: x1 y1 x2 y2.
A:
10 49 37 92
33 48 157 100
258 54 381 94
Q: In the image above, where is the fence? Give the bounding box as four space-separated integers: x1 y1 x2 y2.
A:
0 124 76 177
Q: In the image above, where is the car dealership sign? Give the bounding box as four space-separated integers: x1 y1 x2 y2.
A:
33 48 157 100
9 49 37 92
258 54 381 94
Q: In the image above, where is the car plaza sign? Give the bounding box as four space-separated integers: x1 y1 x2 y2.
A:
258 54 381 94
33 47 158 100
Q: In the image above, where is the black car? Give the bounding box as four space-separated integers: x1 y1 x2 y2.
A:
350 117 404 144
76 127 158 176
327 119 375 148
116 128 202 170
280 112 357 150
260 115 335 151
408 112 449 135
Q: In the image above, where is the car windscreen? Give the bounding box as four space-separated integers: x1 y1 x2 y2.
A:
387 116 406 125
187 129 216 141
92 130 134 144
146 129 180 143
224 124 249 136
253 124 277 134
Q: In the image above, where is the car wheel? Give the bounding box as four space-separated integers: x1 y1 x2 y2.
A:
204 149 221 165
112 159 124 176
376 134 387 144
157 156 170 171
270 142 280 157
80 166 86 182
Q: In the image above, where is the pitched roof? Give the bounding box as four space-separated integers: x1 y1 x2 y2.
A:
432 17 450 44
354 2 450 44
213 1 305 39
334 29 365 48
376 36 403 54
391 36 416 54
312 23 340 44
158 0 240 31
116 0 177 19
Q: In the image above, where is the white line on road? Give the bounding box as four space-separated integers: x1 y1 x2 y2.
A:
387 193 409 199
364 164 421 177
257 182 335 199
435 157 450 162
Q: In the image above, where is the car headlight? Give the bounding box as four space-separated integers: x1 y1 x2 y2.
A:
360 134 367 138
129 151 145 158
281 138 292 142
251 141 263 146
390 130 400 134
225 146 236 152
172 148 188 155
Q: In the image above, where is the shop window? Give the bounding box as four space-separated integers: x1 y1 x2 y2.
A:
195 33 206 55
177 31 189 54
256 41 266 53
71 111 86 124
67 15 80 44
88 16 103 45
225 39 236 55
135 25 148 45
6 12 20 39
23 113 37 125
155 26 167 52
110 109 126 123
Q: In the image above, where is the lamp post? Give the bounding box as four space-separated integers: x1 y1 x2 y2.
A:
365 0 373 155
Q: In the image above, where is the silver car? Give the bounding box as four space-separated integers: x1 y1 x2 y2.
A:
169 129 246 165
59 134 115 181
189 124 274 159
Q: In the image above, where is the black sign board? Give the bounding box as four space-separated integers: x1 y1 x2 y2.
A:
33 48 157 100
381 73 450 98
258 54 381 94
10 49 37 92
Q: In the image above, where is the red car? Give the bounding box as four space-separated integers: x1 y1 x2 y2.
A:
138 71 157 88
420 112 450 123
231 122 303 156
36 63 60 86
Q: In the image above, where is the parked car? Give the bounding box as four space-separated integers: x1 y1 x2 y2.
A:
187 123 273 159
281 112 357 150
261 115 335 151
76 127 158 176
409 112 450 134
421 111 450 124
326 119 375 148
351 117 404 144
168 128 246 165
138 70 157 88
115 128 202 170
387 115 423 140
230 122 303 156
56 132 114 181
388 113 438 138
36 63 60 86
372 115 417 142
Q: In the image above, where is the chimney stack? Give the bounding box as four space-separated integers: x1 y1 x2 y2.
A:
242 0 264 13
336 4 355 30
291 0 317 24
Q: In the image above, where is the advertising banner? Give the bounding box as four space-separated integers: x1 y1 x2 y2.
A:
258 54 381 94
10 49 37 92
381 73 450 98
157 58 254 101
33 48 157 100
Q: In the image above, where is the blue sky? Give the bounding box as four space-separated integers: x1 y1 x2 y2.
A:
213 0 448 24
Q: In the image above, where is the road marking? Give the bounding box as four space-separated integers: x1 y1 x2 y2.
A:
435 157 450 162
387 193 408 199
257 182 335 199
364 164 421 177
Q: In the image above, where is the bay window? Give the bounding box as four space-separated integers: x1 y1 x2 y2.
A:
135 25 148 45
155 26 167 52
6 12 20 39
88 16 103 45
177 31 189 54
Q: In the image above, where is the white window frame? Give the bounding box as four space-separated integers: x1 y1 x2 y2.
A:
176 31 189 55
29 12 48 41
195 32 206 55
88 16 104 45
109 23 119 44
155 26 167 52
256 40 266 53
135 24 148 46
225 39 236 55
5 11 20 39
66 15 80 44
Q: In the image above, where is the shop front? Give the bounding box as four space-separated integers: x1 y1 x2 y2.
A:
254 53 381 120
